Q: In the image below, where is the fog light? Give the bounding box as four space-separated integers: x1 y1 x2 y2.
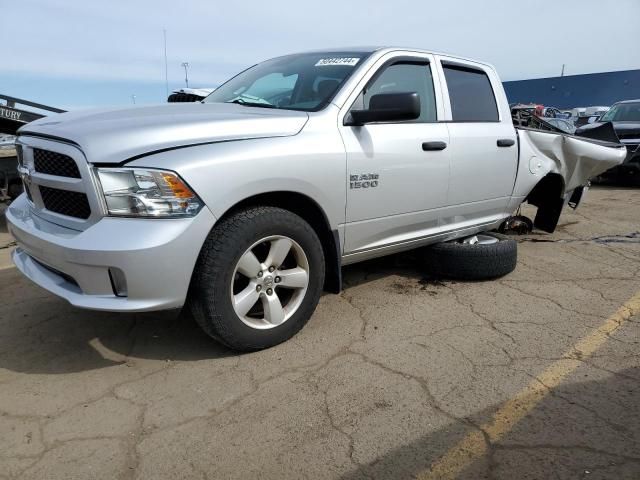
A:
108 267 128 297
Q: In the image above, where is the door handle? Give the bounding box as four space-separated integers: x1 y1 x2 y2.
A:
422 141 447 151
497 139 515 147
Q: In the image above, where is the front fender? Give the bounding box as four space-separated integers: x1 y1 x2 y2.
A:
126 132 347 231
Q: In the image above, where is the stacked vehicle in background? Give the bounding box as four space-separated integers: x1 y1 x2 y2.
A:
572 106 610 127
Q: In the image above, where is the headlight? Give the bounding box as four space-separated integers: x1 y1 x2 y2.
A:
96 168 203 217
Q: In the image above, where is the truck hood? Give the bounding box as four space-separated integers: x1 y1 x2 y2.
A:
18 103 309 164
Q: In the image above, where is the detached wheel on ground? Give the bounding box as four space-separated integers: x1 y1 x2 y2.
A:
188 206 325 351
422 232 517 280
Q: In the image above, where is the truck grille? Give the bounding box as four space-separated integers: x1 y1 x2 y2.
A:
33 148 81 178
15 144 23 165
626 145 640 164
39 185 91 219
17 137 100 229
617 132 640 141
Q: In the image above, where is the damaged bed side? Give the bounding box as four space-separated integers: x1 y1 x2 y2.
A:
512 124 627 232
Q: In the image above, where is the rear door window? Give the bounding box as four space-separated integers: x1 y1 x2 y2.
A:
443 65 499 122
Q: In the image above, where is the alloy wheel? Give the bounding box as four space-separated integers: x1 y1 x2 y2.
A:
230 235 310 329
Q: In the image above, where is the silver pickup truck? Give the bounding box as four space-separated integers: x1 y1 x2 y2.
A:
6 47 625 350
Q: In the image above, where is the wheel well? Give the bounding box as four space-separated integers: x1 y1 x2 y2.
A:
221 192 342 293
526 173 565 233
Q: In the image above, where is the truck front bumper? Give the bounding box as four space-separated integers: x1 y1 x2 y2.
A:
6 194 216 312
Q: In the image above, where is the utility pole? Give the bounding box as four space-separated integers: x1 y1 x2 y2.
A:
561 64 565 77
181 62 190 88
163 29 169 97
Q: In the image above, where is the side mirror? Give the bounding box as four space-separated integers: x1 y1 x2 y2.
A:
347 92 420 126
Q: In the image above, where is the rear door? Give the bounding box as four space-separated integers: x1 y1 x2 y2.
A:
435 58 518 228
338 53 450 256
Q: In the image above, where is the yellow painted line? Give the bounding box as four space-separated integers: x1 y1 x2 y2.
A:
420 290 640 480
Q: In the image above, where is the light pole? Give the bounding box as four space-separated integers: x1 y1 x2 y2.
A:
181 62 190 88
163 29 169 98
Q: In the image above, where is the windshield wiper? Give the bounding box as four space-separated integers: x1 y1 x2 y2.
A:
229 99 276 109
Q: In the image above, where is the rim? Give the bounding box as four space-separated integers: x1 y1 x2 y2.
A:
230 235 310 330
461 234 499 245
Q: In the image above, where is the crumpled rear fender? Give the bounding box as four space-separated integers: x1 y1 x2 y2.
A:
512 128 626 232
514 128 627 197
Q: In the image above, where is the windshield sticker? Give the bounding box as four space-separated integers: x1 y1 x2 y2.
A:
315 57 360 67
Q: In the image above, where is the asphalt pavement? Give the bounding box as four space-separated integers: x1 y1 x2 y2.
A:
0 186 639 479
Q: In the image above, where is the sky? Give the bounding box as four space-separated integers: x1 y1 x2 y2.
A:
1 0 639 110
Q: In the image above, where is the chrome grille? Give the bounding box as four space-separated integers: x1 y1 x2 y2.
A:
15 144 23 166
39 186 91 219
33 148 81 178
16 136 102 229
24 180 34 202
617 132 640 141
15 144 32 201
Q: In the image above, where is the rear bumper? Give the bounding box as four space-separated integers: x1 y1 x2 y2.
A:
6 194 216 311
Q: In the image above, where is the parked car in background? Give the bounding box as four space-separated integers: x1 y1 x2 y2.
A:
577 99 640 179
586 106 610 117
571 106 610 127
167 88 215 103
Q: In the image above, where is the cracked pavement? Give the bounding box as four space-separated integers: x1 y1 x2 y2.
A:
0 186 639 479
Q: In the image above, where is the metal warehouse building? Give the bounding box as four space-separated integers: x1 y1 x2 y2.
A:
503 69 640 109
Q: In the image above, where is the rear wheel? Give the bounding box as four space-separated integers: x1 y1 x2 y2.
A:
188 207 324 351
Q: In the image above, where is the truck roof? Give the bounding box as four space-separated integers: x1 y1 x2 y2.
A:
282 47 496 71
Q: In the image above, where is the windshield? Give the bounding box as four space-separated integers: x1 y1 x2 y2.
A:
599 103 640 122
204 52 370 111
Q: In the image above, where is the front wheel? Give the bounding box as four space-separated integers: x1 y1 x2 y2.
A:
188 206 325 351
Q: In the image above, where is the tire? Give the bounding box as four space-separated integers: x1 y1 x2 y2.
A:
188 206 325 351
421 232 517 280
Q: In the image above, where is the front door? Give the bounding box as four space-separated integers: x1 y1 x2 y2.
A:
339 56 450 255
